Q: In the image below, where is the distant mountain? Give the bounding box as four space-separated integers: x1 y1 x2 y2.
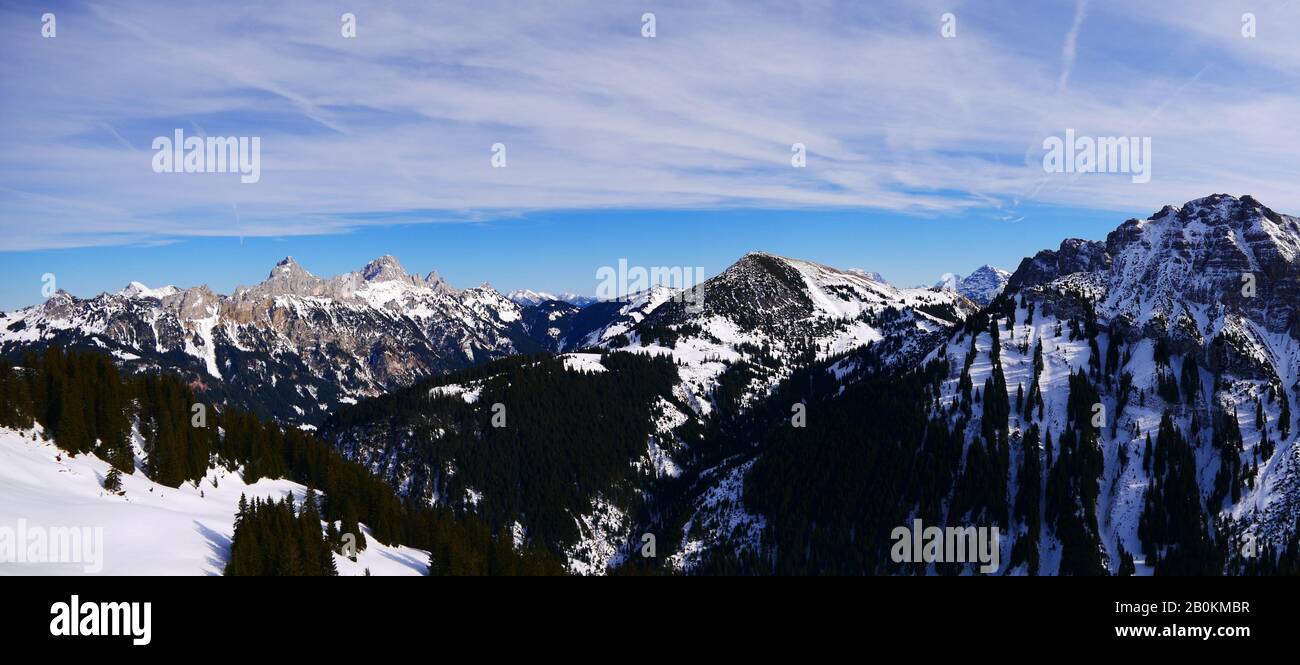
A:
119 281 180 299
553 252 974 415
0 255 557 426
507 289 597 308
0 251 965 429
848 269 888 283
934 265 1012 305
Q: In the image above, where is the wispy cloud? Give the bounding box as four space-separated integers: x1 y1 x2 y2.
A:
1055 0 1089 95
1 0 1298 251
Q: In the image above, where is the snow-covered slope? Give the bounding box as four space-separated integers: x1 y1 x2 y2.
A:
926 194 1300 573
0 425 426 576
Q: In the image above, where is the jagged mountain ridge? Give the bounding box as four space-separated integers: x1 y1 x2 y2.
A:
0 255 553 426
0 250 966 430
1011 194 1300 338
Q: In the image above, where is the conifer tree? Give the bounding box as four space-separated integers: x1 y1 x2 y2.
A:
103 467 123 493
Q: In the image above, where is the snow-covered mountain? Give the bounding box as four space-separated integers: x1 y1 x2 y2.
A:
562 251 975 415
986 194 1300 569
0 255 556 426
119 281 180 299
935 265 1012 305
674 194 1300 575
507 289 597 308
0 251 967 429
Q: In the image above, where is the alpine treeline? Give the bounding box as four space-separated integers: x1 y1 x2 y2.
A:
0 345 562 576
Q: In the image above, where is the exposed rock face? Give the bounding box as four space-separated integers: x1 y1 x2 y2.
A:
1007 238 1112 292
1010 194 1299 337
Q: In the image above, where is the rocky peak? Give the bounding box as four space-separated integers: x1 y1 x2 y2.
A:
1003 195 1300 340
423 270 457 294
173 285 220 319
933 266 1011 306
960 266 1011 305
1007 238 1110 291
1099 195 1300 333
361 255 416 284
270 256 310 279
253 256 324 298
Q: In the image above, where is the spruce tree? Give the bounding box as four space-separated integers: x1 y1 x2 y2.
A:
103 467 123 493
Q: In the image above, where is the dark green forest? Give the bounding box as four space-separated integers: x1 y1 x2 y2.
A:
322 350 684 558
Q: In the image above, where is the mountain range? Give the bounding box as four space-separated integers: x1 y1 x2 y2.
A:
0 250 970 427
507 290 598 308
3 193 1298 575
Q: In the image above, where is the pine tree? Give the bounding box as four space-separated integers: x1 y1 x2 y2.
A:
103 467 123 493
1116 544 1135 576
341 504 367 555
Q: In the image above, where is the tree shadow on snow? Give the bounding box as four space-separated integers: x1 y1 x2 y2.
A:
194 520 231 576
377 547 428 575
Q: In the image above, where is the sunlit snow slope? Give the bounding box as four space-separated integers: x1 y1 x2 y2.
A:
0 426 427 576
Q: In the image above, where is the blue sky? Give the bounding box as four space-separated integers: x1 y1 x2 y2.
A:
2 0 1299 309
0 204 1123 308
